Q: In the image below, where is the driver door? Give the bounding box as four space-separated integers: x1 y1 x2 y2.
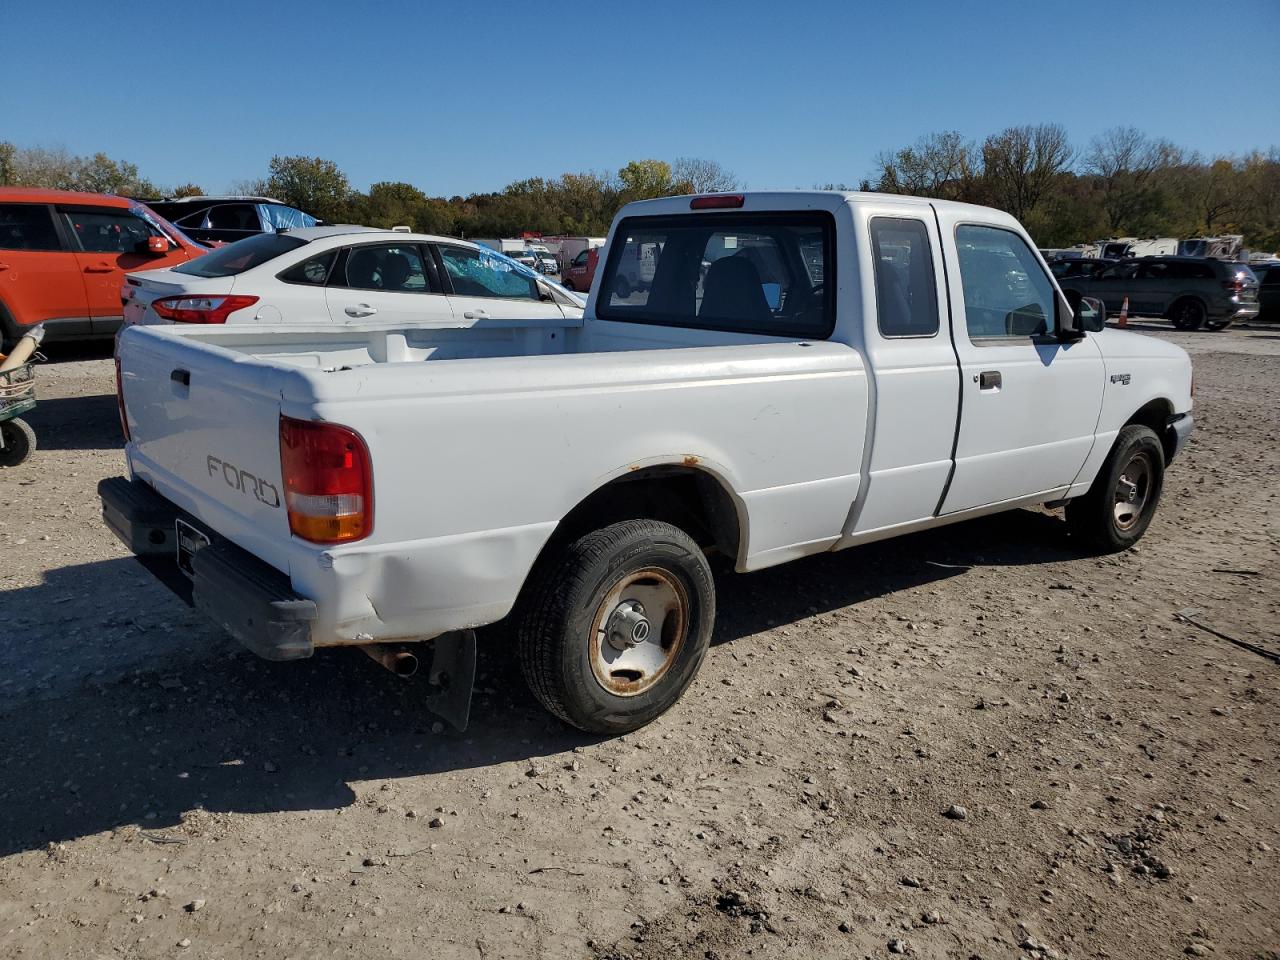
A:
935 214 1104 514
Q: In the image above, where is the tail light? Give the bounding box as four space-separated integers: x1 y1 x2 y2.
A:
151 294 258 324
279 415 373 544
114 355 131 442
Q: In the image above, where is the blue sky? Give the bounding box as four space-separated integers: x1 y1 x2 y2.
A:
3 0 1277 196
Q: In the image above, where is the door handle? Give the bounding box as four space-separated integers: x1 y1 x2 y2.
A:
344 304 378 318
977 370 1002 390
0 262 10 271
463 310 489 320
84 263 114 273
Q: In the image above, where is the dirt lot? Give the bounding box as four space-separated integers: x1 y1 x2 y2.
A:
1 322 1277 960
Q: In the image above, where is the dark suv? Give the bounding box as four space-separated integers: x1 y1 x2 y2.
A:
139 196 317 246
1058 256 1259 330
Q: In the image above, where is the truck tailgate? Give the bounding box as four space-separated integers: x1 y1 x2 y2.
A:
118 327 295 574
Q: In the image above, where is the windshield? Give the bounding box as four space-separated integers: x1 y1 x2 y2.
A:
172 233 308 278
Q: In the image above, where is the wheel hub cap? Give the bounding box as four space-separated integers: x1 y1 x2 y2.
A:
589 568 689 697
606 600 651 651
1113 453 1152 530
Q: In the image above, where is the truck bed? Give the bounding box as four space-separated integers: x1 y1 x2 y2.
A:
116 319 869 648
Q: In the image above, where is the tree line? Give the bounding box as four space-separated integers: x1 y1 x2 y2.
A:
3 128 1277 252
860 125 1280 251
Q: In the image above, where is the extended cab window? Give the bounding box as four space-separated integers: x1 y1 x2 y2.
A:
870 218 938 337
955 224 1055 339
0 204 62 251
597 212 833 338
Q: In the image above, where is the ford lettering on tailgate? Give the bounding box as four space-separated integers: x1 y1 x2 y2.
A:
207 455 281 508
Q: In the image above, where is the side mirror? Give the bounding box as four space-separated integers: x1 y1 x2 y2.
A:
1057 289 1087 342
139 236 169 255
1079 296 1106 333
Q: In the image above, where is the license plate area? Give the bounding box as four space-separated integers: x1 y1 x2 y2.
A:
176 519 210 578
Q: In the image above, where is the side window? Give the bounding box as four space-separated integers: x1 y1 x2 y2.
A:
955 224 1056 339
869 217 939 337
1138 261 1170 280
206 204 263 232
174 207 211 228
339 245 432 292
572 250 589 266
1098 262 1138 281
260 205 316 231
0 204 62 251
59 208 160 253
278 250 337 286
438 245 539 300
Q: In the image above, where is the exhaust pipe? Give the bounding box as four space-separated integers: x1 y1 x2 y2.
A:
360 643 418 678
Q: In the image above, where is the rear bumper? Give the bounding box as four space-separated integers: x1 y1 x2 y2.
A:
1218 302 1260 320
98 476 316 660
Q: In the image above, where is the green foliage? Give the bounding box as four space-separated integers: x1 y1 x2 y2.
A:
0 142 15 186
265 155 352 223
870 126 1280 252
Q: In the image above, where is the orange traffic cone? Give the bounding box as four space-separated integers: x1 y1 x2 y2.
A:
1116 296 1129 328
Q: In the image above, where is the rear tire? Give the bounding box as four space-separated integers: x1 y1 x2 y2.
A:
614 277 632 299
516 519 715 734
0 418 36 467
1065 424 1164 553
1168 298 1206 330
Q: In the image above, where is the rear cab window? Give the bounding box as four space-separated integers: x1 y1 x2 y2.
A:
596 212 834 338
173 234 308 278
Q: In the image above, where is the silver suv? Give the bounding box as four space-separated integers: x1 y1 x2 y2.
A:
1058 256 1259 330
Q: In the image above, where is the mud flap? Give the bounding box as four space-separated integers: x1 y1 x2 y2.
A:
424 630 477 731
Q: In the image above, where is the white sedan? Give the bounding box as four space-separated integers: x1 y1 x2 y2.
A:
122 226 585 328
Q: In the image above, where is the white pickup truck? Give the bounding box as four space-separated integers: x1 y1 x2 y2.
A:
101 191 1194 733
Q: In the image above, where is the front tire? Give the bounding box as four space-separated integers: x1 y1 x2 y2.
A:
1065 424 1164 552
516 519 715 734
0 418 36 467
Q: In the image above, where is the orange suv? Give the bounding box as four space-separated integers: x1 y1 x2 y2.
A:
0 188 207 348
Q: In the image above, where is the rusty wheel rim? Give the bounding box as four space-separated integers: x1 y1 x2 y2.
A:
1113 452 1152 531
589 567 689 697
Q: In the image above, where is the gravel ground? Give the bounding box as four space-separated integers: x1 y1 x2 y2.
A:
1 322 1277 960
